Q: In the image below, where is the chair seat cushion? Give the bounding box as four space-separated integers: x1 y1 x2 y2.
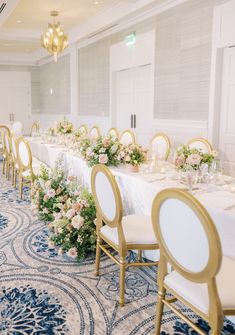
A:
22 157 45 178
164 256 235 315
100 214 157 245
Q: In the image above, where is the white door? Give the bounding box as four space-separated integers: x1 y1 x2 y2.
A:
0 71 31 134
115 64 153 146
219 47 235 176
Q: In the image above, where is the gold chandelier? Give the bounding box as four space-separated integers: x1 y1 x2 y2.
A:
41 11 68 62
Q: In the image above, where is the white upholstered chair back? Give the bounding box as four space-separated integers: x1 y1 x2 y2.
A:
5 133 11 155
11 135 18 162
89 126 100 140
12 122 23 136
152 189 222 282
91 165 123 228
107 128 119 139
187 138 212 154
150 133 171 160
119 130 135 145
17 137 32 169
78 125 88 137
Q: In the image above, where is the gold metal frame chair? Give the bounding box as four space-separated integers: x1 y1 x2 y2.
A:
16 137 36 199
30 122 40 136
78 124 88 137
107 127 119 139
187 138 213 154
119 129 136 145
150 133 171 160
89 126 100 140
11 134 20 187
152 188 235 335
91 164 159 306
4 132 13 180
0 125 11 175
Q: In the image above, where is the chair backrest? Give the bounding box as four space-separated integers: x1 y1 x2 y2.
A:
91 164 123 228
187 138 212 154
107 128 119 139
12 121 23 135
119 130 135 145
4 133 11 156
150 133 171 160
78 124 88 137
89 126 100 140
30 122 39 136
17 137 32 170
11 134 18 163
152 188 222 283
0 125 10 150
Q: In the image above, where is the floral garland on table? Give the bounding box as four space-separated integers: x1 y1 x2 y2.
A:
118 143 147 166
174 145 217 171
31 164 97 261
56 119 73 134
84 136 121 167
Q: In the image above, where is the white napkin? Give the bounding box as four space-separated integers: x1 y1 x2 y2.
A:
196 191 235 210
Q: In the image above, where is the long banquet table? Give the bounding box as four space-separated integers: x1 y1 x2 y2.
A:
28 138 235 261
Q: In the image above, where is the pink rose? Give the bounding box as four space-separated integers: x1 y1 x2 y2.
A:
43 195 49 202
99 154 108 164
102 138 110 148
71 215 84 230
186 154 202 166
66 209 76 219
72 202 81 213
175 154 185 167
67 247 78 258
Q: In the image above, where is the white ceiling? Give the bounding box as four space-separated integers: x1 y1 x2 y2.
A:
0 0 183 65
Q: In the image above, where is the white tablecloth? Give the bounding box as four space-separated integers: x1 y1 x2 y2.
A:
28 138 235 261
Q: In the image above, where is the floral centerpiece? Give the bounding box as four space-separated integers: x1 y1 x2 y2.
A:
56 119 73 134
174 145 217 172
84 136 121 167
31 163 97 261
119 143 147 172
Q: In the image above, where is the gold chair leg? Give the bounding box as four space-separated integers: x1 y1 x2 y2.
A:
2 159 5 175
137 250 143 262
95 236 101 276
155 290 166 335
12 168 15 186
119 256 126 307
14 170 17 188
19 174 23 200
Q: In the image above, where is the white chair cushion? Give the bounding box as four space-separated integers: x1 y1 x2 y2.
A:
100 214 157 245
22 157 45 178
164 256 235 315
15 157 41 171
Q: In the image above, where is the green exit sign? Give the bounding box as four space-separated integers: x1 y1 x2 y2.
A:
125 32 136 46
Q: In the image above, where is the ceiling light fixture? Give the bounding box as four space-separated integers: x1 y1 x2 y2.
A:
41 10 68 62
16 19 22 23
94 1 99 5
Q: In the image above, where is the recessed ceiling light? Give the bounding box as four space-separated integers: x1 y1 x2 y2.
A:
94 1 99 5
16 19 22 23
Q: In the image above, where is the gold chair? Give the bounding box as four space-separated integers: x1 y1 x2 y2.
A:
152 188 235 335
0 125 10 175
187 138 213 154
107 127 119 139
91 164 159 306
89 126 100 140
4 132 13 180
16 137 43 199
30 122 40 136
11 134 20 187
150 133 171 160
119 130 135 145
78 124 88 137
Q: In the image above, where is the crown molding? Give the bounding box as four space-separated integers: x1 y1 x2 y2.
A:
0 0 20 27
0 28 39 41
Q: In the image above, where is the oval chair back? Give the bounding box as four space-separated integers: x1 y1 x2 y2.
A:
11 134 18 165
152 188 223 333
91 164 123 229
30 122 39 136
107 128 119 139
150 133 171 160
187 138 212 154
12 121 23 136
78 124 88 137
89 126 100 140
119 130 135 145
17 137 33 172
5 132 12 157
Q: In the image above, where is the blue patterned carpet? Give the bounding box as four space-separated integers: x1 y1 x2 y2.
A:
0 174 235 335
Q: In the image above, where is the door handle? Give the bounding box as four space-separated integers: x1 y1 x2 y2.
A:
134 114 136 129
131 114 133 128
